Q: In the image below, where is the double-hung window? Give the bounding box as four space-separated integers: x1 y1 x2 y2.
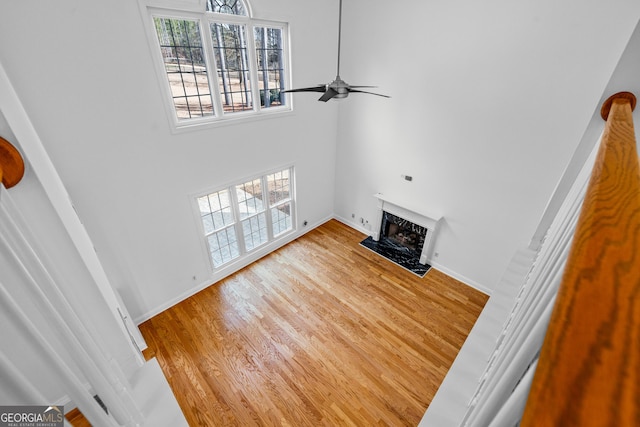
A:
197 167 294 269
146 0 290 128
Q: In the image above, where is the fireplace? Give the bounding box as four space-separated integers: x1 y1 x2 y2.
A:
381 211 428 256
359 194 442 276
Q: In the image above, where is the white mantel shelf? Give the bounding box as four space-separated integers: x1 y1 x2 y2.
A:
374 193 442 226
373 193 443 265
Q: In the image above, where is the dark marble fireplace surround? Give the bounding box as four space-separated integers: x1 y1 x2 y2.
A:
360 194 442 277
360 211 431 277
382 211 428 254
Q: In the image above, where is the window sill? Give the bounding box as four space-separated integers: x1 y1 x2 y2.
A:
168 108 294 134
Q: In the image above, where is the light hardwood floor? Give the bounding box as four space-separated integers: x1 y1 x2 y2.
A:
138 219 488 426
68 219 488 425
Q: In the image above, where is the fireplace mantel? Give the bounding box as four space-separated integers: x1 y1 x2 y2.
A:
372 193 443 264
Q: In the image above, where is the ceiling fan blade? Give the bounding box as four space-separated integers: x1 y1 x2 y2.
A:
347 89 390 98
284 0 390 103
318 88 340 102
282 85 326 93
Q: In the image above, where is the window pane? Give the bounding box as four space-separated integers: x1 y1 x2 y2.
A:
198 196 212 214
208 227 239 267
266 169 290 205
206 0 246 15
271 202 292 236
153 17 214 119
236 179 264 220
211 23 253 113
199 190 233 232
242 213 268 251
202 213 214 234
196 168 294 270
254 26 285 108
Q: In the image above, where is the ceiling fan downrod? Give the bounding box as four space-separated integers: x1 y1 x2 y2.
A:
283 0 389 102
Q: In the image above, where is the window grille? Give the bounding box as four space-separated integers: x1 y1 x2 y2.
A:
211 23 253 112
197 167 295 269
147 0 290 128
267 169 292 236
198 189 240 267
206 0 246 15
153 18 215 119
236 178 268 250
255 27 285 108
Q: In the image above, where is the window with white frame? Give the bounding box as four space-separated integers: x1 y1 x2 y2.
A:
148 0 290 127
197 167 294 269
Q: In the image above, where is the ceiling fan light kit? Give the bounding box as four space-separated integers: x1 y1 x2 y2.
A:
284 0 389 102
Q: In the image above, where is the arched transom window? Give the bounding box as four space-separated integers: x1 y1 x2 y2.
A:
145 0 290 129
206 0 246 15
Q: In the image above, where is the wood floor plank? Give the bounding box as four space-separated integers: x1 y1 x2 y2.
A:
135 219 488 426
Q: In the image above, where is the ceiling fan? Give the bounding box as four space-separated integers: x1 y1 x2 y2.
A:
283 0 390 102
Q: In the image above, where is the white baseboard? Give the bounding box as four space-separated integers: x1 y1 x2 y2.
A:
429 261 493 296
134 215 334 325
334 215 491 296
332 214 372 236
134 214 492 324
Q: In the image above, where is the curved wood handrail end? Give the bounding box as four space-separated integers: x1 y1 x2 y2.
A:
0 136 25 189
601 91 637 120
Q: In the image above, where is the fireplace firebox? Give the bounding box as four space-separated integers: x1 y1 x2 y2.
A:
381 211 428 256
359 194 442 277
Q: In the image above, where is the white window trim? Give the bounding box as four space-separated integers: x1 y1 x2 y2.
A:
138 0 293 133
191 166 296 273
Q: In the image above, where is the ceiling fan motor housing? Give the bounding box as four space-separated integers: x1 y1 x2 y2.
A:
283 0 389 102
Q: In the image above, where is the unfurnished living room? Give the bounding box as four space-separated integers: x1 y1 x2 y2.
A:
1 0 639 426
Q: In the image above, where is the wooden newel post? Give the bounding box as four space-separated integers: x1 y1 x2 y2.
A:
521 92 640 426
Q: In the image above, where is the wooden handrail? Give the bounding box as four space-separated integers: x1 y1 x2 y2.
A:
0 136 25 189
521 92 640 426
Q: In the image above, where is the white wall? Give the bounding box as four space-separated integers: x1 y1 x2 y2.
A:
333 0 640 292
2 0 639 327
420 17 640 425
0 0 339 321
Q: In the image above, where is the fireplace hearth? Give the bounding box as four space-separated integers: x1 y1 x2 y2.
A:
361 211 430 276
359 194 442 277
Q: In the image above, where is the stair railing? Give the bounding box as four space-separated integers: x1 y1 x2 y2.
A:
521 91 640 426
